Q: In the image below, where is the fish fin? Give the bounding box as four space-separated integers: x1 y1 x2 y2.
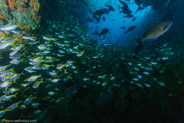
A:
92 13 97 19
134 39 142 46
97 16 101 22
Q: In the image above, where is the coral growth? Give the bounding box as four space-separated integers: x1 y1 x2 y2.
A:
21 25 31 30
0 14 4 20
0 0 41 31
30 0 40 13
7 0 17 8
17 7 24 11
22 0 27 3
0 32 3 37
33 16 41 24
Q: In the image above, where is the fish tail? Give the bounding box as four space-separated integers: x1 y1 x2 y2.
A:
135 44 143 55
92 13 96 19
135 6 144 13
134 39 143 55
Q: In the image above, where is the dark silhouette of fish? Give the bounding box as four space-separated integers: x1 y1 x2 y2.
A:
135 6 144 13
124 26 136 33
132 17 137 21
134 0 144 13
92 9 110 22
124 14 134 18
135 21 173 54
99 28 109 37
92 12 101 22
92 13 97 18
95 10 105 16
119 0 132 14
101 8 110 14
97 16 101 22
120 26 126 30
106 4 115 11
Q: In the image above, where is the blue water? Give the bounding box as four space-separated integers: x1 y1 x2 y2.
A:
80 0 164 48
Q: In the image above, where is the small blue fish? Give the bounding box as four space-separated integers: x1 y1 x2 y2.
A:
0 25 17 31
0 43 10 49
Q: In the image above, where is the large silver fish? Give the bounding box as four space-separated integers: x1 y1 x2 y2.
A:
135 21 173 54
143 21 173 41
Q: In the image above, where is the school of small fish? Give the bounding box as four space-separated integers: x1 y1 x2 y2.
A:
0 22 175 120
